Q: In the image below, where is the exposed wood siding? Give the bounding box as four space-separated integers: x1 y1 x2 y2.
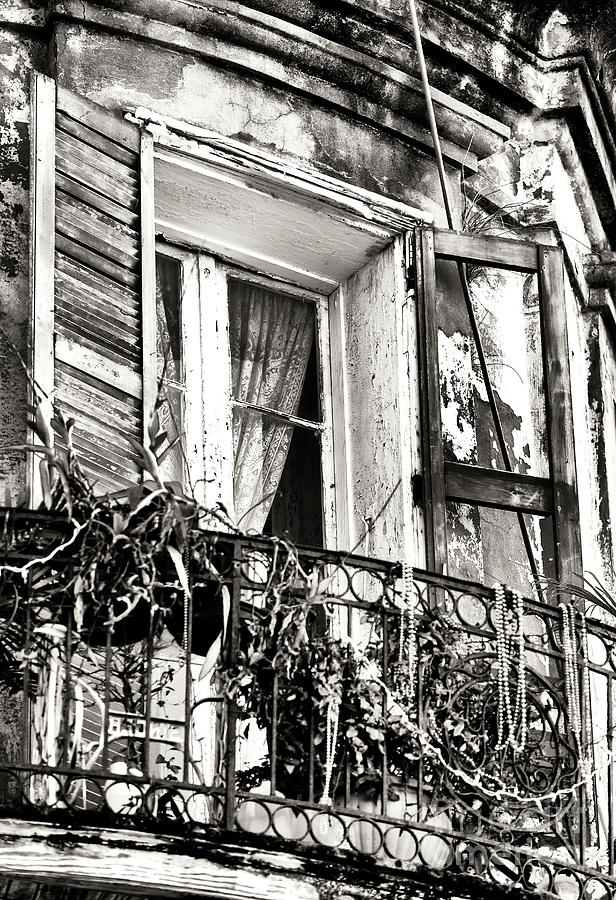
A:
52 85 149 492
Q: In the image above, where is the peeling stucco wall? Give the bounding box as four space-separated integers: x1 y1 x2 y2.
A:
52 21 447 218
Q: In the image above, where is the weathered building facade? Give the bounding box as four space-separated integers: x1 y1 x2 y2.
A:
1 1 616 898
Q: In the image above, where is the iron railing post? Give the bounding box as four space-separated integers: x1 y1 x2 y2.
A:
224 538 241 830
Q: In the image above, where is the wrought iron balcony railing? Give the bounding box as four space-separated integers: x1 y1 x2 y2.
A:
0 509 615 900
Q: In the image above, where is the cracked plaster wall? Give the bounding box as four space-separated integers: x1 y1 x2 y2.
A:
52 22 451 220
463 132 616 587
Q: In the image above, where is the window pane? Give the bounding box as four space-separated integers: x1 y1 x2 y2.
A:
296 336 320 422
156 255 182 384
436 259 549 479
265 426 323 547
158 383 184 487
229 278 323 545
232 408 323 545
228 279 319 421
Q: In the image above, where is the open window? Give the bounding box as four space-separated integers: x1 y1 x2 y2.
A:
154 251 330 546
415 227 582 589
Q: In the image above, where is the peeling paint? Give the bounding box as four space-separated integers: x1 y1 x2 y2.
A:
438 330 477 464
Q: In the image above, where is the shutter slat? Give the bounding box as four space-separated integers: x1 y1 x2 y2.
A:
60 410 141 456
69 440 137 488
56 275 140 331
56 192 139 258
56 364 140 428
55 313 141 363
56 253 139 315
56 334 141 397
55 399 141 451
56 149 138 209
56 172 138 227
57 110 137 167
56 204 139 272
56 131 138 193
59 417 141 471
68 429 142 478
55 233 139 288
56 292 140 340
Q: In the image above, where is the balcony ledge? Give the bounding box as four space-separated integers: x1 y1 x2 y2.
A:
0 817 320 900
0 815 581 900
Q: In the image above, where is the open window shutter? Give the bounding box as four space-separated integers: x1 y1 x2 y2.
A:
415 226 582 584
331 235 414 563
31 74 155 497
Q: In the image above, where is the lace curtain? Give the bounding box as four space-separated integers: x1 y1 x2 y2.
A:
229 281 315 532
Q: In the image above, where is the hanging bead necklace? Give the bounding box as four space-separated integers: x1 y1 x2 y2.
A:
319 694 340 806
182 546 191 653
494 583 527 752
561 603 594 806
318 599 341 807
393 562 417 708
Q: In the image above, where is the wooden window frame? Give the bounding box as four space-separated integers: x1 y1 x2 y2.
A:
415 226 582 584
146 116 429 559
154 246 339 548
154 242 206 501
32 82 426 560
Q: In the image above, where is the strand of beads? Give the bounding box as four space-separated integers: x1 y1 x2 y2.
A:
182 545 191 653
510 588 527 751
393 562 417 708
494 584 527 752
404 562 417 699
562 604 581 735
578 609 598 844
318 694 340 806
494 584 511 749
561 602 595 834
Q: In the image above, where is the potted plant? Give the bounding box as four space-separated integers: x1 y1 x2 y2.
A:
4 391 235 655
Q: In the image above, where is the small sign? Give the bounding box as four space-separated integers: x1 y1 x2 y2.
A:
108 713 183 744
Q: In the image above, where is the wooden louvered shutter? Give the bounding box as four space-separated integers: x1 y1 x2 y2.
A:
415 227 581 585
31 74 155 498
332 235 414 564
